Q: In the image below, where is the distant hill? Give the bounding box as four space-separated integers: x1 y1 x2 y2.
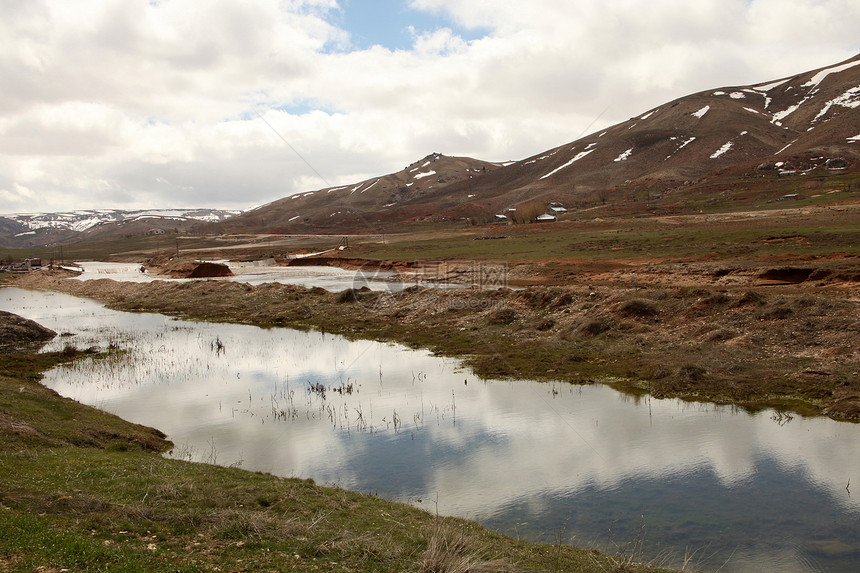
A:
216 53 860 233
0 209 239 248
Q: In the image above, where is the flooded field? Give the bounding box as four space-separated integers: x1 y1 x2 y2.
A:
2 286 859 572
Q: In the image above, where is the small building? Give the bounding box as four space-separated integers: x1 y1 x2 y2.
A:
535 214 557 223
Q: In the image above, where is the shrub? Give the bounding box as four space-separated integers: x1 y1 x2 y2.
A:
705 328 737 342
337 289 359 303
577 317 614 336
759 304 793 320
616 299 659 318
735 291 765 306
487 308 517 325
678 364 707 382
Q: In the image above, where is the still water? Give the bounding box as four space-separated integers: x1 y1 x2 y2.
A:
3 287 858 572
70 261 459 291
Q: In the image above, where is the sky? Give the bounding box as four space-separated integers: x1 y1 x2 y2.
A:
1 0 859 215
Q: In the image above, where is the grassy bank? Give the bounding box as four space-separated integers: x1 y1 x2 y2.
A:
0 345 678 572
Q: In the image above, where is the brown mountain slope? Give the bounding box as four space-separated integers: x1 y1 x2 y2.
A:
217 153 502 233
421 53 860 221
213 54 860 233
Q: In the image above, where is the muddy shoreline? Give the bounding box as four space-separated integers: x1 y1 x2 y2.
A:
6 265 860 421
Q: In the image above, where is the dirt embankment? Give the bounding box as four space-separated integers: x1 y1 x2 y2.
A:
8 268 860 421
0 311 56 349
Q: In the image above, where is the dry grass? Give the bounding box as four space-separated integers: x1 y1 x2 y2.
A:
420 522 505 573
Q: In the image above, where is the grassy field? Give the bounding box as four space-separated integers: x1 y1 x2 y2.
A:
349 200 860 262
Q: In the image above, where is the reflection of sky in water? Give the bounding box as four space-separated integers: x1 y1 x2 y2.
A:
2 287 859 573
68 261 459 292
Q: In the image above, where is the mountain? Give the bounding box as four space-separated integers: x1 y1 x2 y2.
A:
219 53 860 233
0 209 239 248
216 153 503 233
436 52 860 217
5 55 859 244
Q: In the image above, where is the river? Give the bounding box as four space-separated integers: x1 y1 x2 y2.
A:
2 286 858 572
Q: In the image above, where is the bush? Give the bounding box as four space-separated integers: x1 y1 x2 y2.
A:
488 308 517 325
577 317 614 336
759 304 793 320
678 365 707 382
705 328 737 342
735 291 765 306
616 299 659 318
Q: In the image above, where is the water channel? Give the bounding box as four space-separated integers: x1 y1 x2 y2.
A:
2 286 858 572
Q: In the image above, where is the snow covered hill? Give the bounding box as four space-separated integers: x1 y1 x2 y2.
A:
0 209 239 248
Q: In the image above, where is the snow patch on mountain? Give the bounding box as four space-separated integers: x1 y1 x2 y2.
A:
523 150 560 165
710 141 733 159
692 105 710 119
614 148 633 162
802 60 860 90
755 78 790 92
540 149 595 180
772 101 804 124
1 209 238 233
812 86 860 122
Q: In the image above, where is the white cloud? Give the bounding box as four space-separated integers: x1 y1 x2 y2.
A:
1 0 859 213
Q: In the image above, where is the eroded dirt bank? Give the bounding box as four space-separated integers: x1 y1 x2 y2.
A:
8 268 860 420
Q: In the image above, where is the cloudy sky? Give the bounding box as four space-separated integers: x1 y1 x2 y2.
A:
2 0 859 214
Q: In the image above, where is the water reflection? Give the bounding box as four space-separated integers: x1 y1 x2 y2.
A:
2 287 858 573
69 260 459 292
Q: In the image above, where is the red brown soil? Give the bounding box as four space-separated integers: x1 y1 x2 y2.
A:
186 262 233 278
